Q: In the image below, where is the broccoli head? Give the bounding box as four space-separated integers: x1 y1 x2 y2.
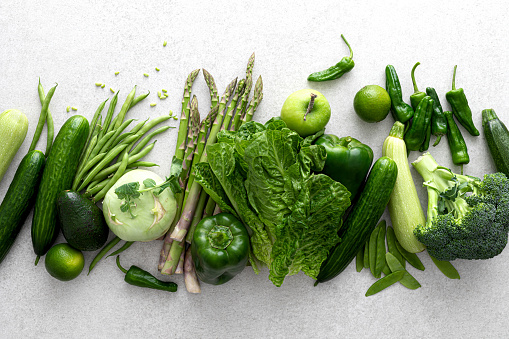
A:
412 153 509 261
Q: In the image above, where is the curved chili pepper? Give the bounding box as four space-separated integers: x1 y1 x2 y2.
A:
420 124 432 152
425 87 448 146
444 110 469 169
307 34 354 82
116 256 177 292
445 65 479 136
385 65 414 123
404 96 433 151
410 62 426 110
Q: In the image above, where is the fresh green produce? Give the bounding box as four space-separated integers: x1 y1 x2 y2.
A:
394 240 425 271
404 96 434 151
116 256 177 292
57 190 109 251
103 168 180 242
315 156 397 284
482 109 509 177
280 88 331 137
444 110 469 168
0 109 29 182
425 87 448 146
88 236 120 274
191 213 249 285
353 85 391 123
385 252 421 289
429 255 460 279
409 62 426 110
314 134 373 200
36 79 56 155
365 270 405 297
445 65 480 136
29 83 57 154
412 152 509 260
382 121 426 253
307 34 355 82
385 65 414 123
32 115 89 264
420 123 432 152
195 119 351 286
0 150 45 265
44 243 84 281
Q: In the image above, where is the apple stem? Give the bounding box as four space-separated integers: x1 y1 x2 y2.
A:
304 93 317 121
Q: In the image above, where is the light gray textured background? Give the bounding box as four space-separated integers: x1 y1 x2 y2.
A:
1 1 508 338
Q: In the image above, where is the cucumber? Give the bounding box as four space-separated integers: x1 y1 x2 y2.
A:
315 156 398 284
0 150 45 265
482 109 509 177
32 115 89 263
0 109 29 182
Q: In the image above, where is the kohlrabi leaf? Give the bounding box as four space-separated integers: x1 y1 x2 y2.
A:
143 178 157 188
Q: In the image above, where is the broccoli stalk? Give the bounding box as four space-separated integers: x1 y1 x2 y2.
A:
412 152 509 260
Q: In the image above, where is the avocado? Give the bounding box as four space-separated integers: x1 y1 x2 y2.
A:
57 190 109 251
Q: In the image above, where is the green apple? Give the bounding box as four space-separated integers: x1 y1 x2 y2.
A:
280 89 331 137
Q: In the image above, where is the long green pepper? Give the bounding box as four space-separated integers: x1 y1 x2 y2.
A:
404 96 434 151
409 62 426 110
386 65 414 123
425 87 448 146
444 110 470 167
307 34 355 82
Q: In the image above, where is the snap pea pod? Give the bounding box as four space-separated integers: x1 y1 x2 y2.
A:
88 236 121 275
386 226 405 267
374 221 387 278
368 221 380 277
363 241 369 269
386 252 421 289
395 240 425 271
93 151 129 201
355 246 364 272
102 91 119 137
29 83 57 153
36 79 56 155
430 255 460 279
365 270 405 297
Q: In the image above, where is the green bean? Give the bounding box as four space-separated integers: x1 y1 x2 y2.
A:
130 125 171 154
374 221 387 278
29 82 57 153
37 79 56 155
130 91 150 110
430 255 460 279
100 118 135 154
88 236 121 275
113 86 137 130
107 241 134 258
103 91 119 136
86 99 108 147
73 151 108 191
134 115 171 139
368 222 381 277
92 130 116 158
126 161 158 168
88 142 156 183
365 270 405 297
395 241 425 271
93 151 129 201
363 241 369 269
355 246 364 272
77 142 130 191
72 134 99 190
84 177 109 197
386 253 421 289
386 226 405 267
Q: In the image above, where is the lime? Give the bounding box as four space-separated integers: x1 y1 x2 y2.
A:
353 85 391 123
45 243 84 281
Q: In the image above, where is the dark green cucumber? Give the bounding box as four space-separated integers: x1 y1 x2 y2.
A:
32 115 89 263
482 109 509 177
315 156 398 284
0 150 45 265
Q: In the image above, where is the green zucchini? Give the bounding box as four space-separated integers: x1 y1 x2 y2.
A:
32 115 89 263
315 156 398 284
0 109 29 182
0 150 45 265
482 109 509 177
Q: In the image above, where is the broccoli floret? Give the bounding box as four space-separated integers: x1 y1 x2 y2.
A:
412 153 509 261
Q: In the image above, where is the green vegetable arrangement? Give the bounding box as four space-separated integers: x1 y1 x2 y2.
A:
195 119 351 286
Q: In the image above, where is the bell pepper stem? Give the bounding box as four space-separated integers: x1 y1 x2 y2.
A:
452 65 457 90
304 93 318 121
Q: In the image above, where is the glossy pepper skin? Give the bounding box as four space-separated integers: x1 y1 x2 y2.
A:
191 213 249 285
404 96 434 151
116 256 177 292
314 134 373 200
444 110 470 166
445 65 480 136
425 87 448 146
307 34 354 82
386 65 414 123
410 62 426 110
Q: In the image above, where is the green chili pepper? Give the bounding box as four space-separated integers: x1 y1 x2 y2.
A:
445 65 479 136
191 213 250 285
444 110 470 167
116 256 177 292
425 87 448 146
386 65 414 123
420 124 432 152
307 34 354 82
410 62 426 110
404 96 434 151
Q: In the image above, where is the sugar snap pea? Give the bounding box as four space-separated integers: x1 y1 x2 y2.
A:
374 221 387 278
88 236 121 275
395 240 425 271
365 270 405 297
430 255 460 279
386 226 405 267
369 221 381 277
386 252 421 290
363 241 369 269
355 247 364 272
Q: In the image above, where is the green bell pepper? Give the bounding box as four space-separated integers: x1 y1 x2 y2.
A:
314 134 373 200
191 213 249 285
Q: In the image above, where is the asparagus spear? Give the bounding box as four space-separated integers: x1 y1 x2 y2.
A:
232 75 253 131
240 75 263 126
184 247 201 293
246 52 255 78
221 79 245 131
203 68 219 110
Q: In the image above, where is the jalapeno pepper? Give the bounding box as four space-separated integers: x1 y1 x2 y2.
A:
425 87 448 146
445 65 479 136
444 110 470 168
191 213 249 285
410 62 426 110
386 65 414 123
116 256 177 292
404 96 434 151
307 34 354 82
